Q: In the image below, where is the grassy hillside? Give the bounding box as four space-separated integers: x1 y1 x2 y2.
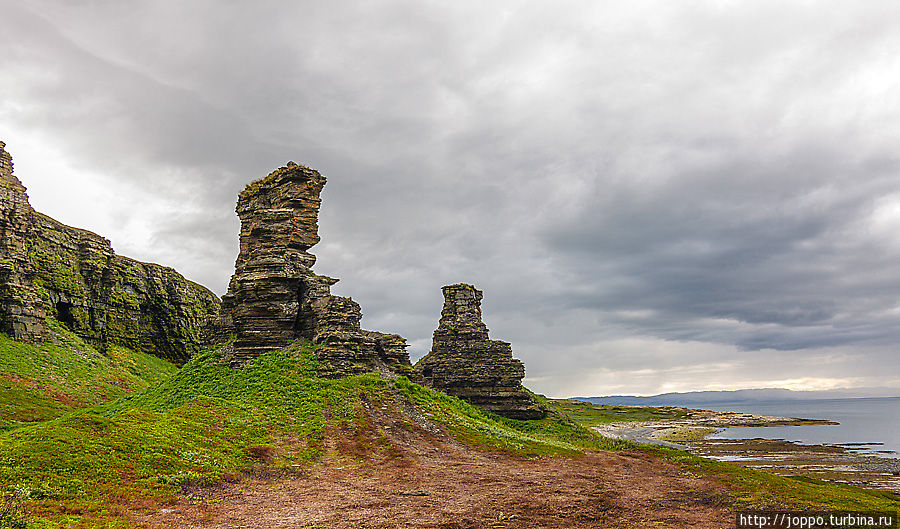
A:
0 338 896 528
0 321 176 432
0 343 623 528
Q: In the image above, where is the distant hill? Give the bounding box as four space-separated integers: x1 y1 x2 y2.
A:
573 387 900 406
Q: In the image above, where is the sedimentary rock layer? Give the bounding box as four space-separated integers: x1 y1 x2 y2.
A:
0 141 221 363
416 284 547 420
0 142 47 343
221 162 411 376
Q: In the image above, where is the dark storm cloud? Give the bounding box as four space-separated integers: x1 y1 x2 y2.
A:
2 0 900 395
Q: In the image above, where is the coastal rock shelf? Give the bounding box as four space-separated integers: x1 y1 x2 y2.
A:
416 284 547 420
0 141 220 362
588 405 900 493
220 162 412 377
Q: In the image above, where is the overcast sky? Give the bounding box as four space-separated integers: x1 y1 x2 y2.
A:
3 1 900 397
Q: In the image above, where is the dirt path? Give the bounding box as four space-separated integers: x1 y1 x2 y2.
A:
136 404 734 528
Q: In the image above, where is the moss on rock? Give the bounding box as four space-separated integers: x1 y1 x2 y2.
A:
0 141 221 364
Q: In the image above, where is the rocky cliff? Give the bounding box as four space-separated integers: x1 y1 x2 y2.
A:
0 141 221 363
416 284 547 420
0 143 47 344
220 162 411 376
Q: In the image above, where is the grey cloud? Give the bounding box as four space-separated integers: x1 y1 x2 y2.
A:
542 147 900 352
2 0 900 395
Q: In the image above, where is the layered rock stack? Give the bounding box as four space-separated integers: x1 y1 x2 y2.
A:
220 162 411 376
416 284 547 420
0 140 221 362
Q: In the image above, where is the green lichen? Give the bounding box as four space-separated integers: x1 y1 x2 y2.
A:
22 220 221 364
107 287 140 310
26 237 87 299
240 162 320 199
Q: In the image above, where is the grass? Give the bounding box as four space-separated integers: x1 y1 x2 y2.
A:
0 342 365 527
1 333 897 526
647 445 900 511
0 321 176 432
0 342 619 528
395 380 632 457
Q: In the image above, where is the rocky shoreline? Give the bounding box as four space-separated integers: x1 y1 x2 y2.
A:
591 407 900 493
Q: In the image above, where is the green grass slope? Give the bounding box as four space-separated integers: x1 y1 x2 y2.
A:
0 338 896 528
0 321 176 432
0 343 622 528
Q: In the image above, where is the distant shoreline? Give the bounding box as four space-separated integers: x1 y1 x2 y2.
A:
590 407 835 445
591 406 900 493
576 393 900 408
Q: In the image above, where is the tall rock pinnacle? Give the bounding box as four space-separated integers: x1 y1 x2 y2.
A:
221 162 411 376
416 284 548 420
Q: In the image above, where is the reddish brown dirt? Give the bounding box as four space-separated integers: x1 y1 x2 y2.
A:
136 404 734 529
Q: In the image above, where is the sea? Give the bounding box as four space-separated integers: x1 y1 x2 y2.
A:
701 397 900 457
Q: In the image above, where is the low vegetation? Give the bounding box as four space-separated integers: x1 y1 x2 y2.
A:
396 380 630 456
548 398 689 425
0 331 896 527
0 321 176 432
648 445 900 511
0 339 622 527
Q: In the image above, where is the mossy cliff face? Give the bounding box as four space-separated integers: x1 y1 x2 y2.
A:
221 162 411 376
415 284 547 420
0 141 220 363
0 142 47 343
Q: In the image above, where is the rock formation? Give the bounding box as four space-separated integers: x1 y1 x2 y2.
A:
0 142 48 343
416 284 547 420
0 141 221 363
220 162 411 377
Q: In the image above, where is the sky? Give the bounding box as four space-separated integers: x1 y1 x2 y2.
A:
2 1 900 398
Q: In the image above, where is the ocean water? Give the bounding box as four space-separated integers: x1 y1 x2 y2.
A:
702 397 900 456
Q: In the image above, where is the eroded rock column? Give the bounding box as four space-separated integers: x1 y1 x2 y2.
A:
416 284 547 420
221 162 411 376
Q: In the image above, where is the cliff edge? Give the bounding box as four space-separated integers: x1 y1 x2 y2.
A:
0 141 221 363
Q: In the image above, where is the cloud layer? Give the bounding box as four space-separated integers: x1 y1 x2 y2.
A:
2 1 900 396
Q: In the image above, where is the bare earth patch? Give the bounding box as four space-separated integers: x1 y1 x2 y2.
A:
136 410 733 529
